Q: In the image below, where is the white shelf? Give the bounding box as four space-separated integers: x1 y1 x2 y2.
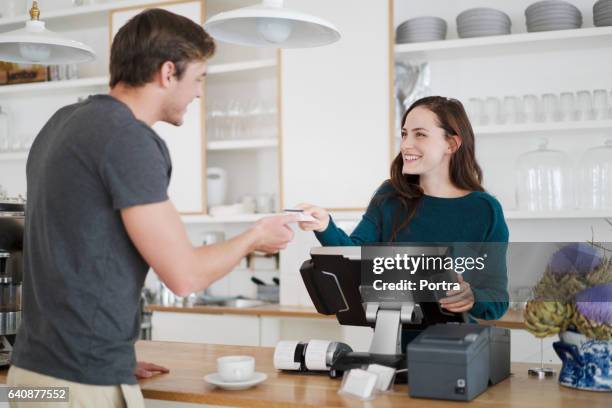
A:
181 213 275 224
395 26 612 60
0 0 174 28
474 120 612 136
207 59 277 75
505 210 612 220
0 152 28 161
0 58 276 96
207 139 278 151
0 77 108 95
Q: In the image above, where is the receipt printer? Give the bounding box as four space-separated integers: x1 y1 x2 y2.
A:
407 324 510 401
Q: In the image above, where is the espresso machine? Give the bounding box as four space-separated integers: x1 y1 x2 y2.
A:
0 196 25 366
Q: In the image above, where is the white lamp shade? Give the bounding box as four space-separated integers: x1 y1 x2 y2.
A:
204 2 341 48
0 21 95 65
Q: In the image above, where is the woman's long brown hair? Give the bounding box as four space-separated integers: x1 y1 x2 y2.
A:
385 96 484 241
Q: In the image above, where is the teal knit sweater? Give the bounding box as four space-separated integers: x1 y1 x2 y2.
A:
314 183 510 323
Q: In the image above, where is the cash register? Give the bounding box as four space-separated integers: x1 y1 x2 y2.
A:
293 246 511 401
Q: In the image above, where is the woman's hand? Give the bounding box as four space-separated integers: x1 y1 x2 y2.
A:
296 203 330 232
439 275 474 313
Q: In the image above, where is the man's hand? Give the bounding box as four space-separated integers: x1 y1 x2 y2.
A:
439 275 474 313
251 214 297 253
135 361 170 379
121 201 297 295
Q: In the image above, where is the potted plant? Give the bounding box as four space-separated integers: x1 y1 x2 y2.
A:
524 242 611 391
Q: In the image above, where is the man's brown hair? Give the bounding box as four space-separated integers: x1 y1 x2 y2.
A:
110 8 215 88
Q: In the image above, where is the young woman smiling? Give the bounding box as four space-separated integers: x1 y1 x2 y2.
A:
298 96 509 345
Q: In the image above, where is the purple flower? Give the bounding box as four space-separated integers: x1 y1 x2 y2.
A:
575 283 612 325
549 243 603 275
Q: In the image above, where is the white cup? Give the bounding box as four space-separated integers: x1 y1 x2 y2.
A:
559 92 576 121
592 89 609 120
502 96 520 124
256 193 274 214
541 93 560 122
217 356 255 382
467 97 485 125
523 94 541 123
576 90 594 121
485 97 501 125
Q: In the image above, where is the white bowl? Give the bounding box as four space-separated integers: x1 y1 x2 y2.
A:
594 10 612 18
458 29 511 38
458 21 511 29
526 0 580 15
526 11 581 20
527 23 581 32
595 18 612 26
396 33 445 39
399 16 446 25
458 7 510 17
397 17 446 30
526 16 582 25
396 36 445 44
458 14 510 23
397 30 446 37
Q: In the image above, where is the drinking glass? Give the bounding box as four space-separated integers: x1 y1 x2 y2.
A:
559 92 576 121
467 97 485 126
502 96 520 124
523 94 541 123
592 89 609 120
541 93 560 122
8 133 21 152
485 97 501 125
576 90 594 121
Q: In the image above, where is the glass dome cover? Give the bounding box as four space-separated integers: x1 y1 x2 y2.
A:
578 138 612 210
516 138 573 211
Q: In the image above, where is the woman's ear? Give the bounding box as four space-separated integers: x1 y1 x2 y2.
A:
447 135 462 154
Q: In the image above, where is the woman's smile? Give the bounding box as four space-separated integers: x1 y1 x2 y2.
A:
403 153 423 163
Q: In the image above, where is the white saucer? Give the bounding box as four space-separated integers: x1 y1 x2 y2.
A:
204 372 267 390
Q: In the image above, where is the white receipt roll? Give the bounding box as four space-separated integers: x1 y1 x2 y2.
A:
304 339 331 371
273 341 301 370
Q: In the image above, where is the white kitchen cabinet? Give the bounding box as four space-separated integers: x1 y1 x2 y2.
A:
152 312 260 346
110 1 206 214
280 0 392 210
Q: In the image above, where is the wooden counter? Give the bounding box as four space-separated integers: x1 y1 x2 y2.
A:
148 304 527 329
147 303 332 319
135 340 609 408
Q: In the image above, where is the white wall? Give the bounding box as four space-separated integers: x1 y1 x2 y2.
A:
281 0 391 210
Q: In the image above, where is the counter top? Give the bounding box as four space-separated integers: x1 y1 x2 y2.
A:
133 340 609 407
147 303 333 319
148 303 527 329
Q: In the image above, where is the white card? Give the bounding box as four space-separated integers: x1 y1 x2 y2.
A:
283 210 316 222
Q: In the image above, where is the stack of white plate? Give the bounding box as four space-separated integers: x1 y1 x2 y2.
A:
594 0 612 27
525 0 582 32
456 8 512 38
395 16 447 43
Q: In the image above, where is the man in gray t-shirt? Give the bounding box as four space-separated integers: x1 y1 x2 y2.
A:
8 9 296 407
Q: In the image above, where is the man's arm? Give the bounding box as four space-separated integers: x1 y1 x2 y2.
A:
121 200 296 296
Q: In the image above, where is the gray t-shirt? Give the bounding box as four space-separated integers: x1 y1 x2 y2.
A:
11 94 172 385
